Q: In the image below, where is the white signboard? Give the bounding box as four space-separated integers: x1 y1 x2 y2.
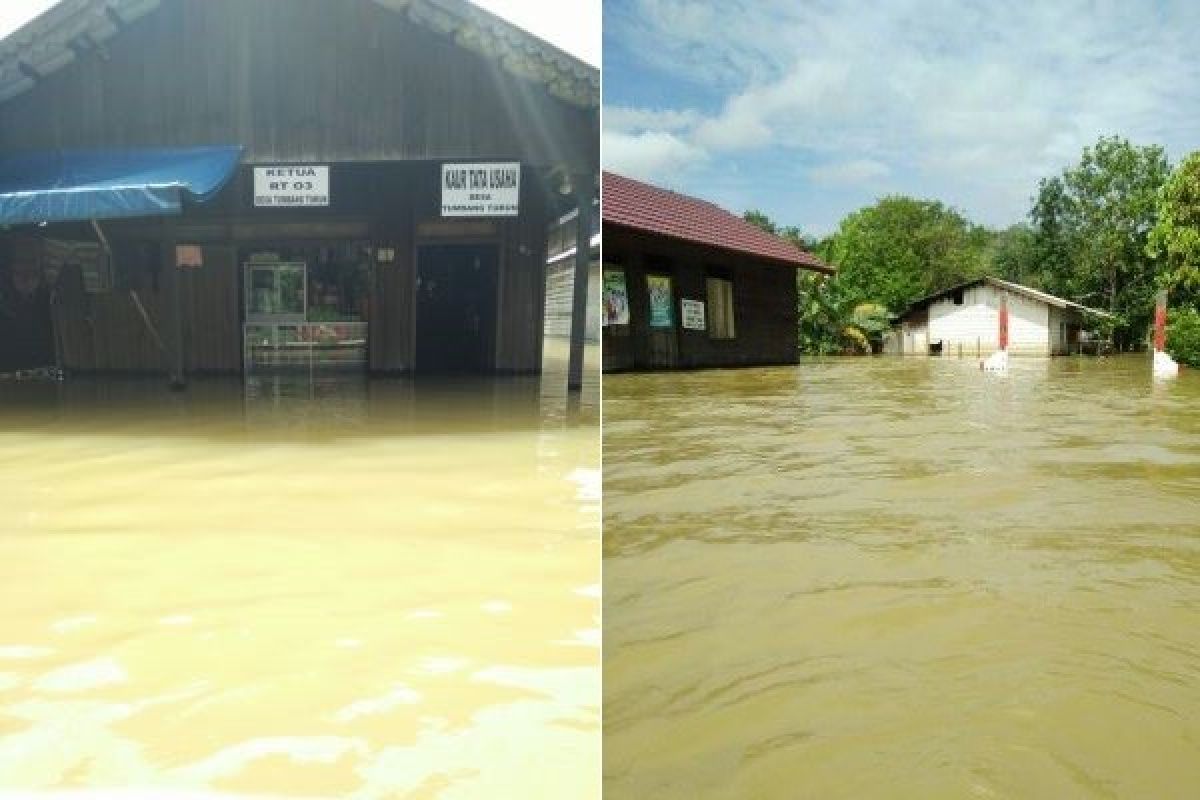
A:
441 162 520 217
254 166 330 207
681 298 706 331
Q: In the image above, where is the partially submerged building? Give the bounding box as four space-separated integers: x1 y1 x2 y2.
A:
544 201 600 343
601 172 833 371
0 0 598 384
887 276 1113 357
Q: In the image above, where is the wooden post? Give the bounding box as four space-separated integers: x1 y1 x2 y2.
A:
998 294 1009 351
567 170 595 392
1154 289 1167 352
162 234 186 390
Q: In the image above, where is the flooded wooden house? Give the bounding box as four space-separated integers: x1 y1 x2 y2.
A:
887 276 1113 357
0 0 598 385
601 172 833 371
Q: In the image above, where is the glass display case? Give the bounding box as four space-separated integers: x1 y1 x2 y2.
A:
245 262 306 322
242 248 371 371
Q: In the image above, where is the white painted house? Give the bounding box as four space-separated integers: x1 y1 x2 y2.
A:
887 276 1112 357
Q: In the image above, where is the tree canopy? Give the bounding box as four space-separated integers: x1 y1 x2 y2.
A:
744 136 1198 355
1029 136 1170 345
821 196 989 313
1148 151 1200 308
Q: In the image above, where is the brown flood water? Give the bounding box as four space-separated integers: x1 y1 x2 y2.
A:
0 353 598 798
604 355 1200 799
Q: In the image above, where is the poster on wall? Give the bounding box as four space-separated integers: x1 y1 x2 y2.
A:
681 298 706 330
253 166 330 207
603 269 630 326
441 162 521 216
647 274 673 328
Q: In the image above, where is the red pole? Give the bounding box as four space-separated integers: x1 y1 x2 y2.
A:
1154 290 1167 352
998 295 1009 351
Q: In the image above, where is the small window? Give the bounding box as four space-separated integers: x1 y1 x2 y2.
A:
952 289 964 305
706 276 736 339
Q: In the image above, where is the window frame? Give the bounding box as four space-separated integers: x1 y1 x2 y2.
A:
705 274 736 340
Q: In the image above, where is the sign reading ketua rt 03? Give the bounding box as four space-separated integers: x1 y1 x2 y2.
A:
441 163 520 217
253 166 329 207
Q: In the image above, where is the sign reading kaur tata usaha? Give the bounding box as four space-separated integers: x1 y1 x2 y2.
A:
441 163 520 217
253 166 329 207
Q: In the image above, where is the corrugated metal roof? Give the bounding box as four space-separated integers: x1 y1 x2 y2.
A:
902 276 1115 318
0 0 598 109
602 171 834 273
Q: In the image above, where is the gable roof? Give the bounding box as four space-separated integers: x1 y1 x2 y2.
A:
602 171 834 273
0 0 598 108
902 276 1114 318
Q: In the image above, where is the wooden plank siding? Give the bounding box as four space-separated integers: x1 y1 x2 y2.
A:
183 245 240 372
370 213 415 373
0 0 596 173
1 0 587 377
495 175 549 372
602 227 801 371
49 242 240 374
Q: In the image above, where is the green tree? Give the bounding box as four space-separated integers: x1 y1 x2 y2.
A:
984 224 1038 284
1030 135 1170 347
1147 150 1200 308
821 195 987 312
1165 307 1200 367
1029 175 1075 292
742 210 862 354
796 272 847 355
743 209 777 235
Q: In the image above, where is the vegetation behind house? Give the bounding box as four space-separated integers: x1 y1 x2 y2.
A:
747 135 1200 358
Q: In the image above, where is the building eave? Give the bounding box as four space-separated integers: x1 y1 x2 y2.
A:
606 220 835 275
897 276 1113 321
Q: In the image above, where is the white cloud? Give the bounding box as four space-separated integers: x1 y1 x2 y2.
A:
604 106 701 133
604 0 1200 226
602 129 707 184
808 159 891 186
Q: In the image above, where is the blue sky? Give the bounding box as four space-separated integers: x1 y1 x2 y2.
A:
604 0 1200 237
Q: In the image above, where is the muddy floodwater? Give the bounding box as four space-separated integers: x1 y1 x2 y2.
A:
604 355 1200 799
0 356 598 798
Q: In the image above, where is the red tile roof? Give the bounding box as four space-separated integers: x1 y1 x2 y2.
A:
601 171 833 273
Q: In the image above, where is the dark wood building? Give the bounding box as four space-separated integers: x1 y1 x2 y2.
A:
601 172 832 371
0 0 598 383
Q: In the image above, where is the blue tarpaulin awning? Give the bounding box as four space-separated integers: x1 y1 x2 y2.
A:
0 146 242 226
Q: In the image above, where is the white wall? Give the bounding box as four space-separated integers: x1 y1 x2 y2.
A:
895 320 928 355
927 285 1050 356
1048 306 1069 355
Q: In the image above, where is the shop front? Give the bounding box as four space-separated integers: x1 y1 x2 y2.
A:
0 0 598 385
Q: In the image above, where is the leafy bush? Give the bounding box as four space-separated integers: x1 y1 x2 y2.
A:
1166 306 1200 367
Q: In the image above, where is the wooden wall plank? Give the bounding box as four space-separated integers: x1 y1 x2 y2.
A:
0 0 596 172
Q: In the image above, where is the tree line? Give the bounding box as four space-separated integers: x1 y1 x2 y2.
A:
746 135 1200 363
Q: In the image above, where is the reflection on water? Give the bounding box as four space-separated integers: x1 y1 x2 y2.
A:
0 346 599 799
604 355 1200 799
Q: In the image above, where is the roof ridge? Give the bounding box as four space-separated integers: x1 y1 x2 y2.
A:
603 170 799 231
